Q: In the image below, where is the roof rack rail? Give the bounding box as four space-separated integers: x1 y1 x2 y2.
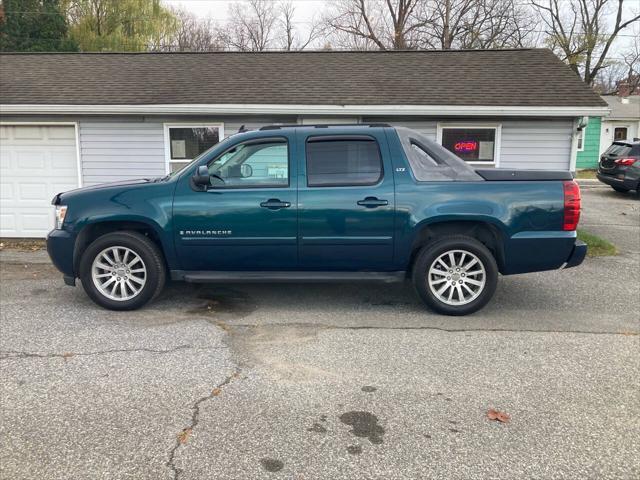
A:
259 123 391 130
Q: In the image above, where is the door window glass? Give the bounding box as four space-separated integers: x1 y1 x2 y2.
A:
306 137 382 187
207 139 288 188
614 127 628 141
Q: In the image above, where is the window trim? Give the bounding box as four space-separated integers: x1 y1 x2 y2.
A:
436 123 501 166
576 128 585 152
163 123 225 174
305 135 384 188
205 136 290 190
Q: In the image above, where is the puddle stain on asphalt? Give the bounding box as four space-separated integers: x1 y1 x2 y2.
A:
307 422 327 433
260 458 284 473
187 287 256 321
346 445 362 455
339 411 385 445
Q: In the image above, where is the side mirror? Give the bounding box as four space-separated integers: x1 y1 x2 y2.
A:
193 166 210 187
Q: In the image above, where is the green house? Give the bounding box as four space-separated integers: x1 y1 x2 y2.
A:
576 116 602 169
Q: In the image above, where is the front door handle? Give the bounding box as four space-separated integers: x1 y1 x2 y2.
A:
260 199 291 210
357 197 389 208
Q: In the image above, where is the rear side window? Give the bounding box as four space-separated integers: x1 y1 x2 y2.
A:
306 137 382 187
604 143 632 156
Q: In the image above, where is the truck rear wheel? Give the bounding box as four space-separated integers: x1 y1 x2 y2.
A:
412 236 498 316
79 231 166 311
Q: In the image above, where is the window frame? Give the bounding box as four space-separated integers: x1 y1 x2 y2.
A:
305 134 384 188
576 128 585 152
436 123 501 166
204 136 291 190
163 123 225 174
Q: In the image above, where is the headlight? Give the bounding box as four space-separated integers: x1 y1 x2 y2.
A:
54 205 68 229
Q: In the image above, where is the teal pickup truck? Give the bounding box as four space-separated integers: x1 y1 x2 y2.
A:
47 124 586 315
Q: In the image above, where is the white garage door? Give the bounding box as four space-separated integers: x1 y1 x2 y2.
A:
0 125 79 237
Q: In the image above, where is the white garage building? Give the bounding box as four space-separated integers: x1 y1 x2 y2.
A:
0 49 608 237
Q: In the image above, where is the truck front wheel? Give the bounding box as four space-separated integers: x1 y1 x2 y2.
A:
79 231 166 311
412 236 498 316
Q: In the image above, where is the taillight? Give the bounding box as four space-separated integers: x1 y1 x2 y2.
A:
563 180 581 231
614 158 636 166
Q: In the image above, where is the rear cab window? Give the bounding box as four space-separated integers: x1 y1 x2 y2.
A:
305 136 383 187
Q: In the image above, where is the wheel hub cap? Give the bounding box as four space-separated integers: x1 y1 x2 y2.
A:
427 249 486 306
91 246 147 301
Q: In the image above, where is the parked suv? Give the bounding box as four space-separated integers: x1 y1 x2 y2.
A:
47 124 586 316
597 140 640 196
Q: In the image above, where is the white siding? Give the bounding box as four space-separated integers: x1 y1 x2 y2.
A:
500 119 573 170
79 121 165 185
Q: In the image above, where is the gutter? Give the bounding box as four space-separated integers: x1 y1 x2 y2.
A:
0 103 611 118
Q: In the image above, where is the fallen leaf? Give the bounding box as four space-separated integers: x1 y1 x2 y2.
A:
177 428 191 444
212 388 222 396
487 409 510 423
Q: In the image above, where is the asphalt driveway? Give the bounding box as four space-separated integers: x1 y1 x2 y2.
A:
1 187 638 480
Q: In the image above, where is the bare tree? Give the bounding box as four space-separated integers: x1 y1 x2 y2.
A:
278 1 324 50
532 0 640 85
150 8 222 52
324 0 431 50
220 0 279 51
324 0 537 50
430 0 537 49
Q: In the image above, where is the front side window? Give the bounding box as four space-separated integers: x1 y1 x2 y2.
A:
441 127 497 163
168 125 222 173
207 138 288 188
306 137 382 187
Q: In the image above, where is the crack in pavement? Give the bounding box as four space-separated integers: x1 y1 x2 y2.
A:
221 322 639 336
0 345 228 361
166 368 241 480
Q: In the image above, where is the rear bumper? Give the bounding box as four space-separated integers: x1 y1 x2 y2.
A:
46 229 76 278
597 172 637 190
564 239 587 269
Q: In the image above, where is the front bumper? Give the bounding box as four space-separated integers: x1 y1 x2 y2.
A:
564 239 587 269
46 229 76 279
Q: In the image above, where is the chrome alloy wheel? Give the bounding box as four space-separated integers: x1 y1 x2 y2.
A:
427 249 486 306
91 246 147 301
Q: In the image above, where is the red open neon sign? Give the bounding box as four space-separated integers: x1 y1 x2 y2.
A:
454 141 478 153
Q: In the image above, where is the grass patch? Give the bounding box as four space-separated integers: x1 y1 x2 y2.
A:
575 169 597 179
577 230 617 257
0 238 46 251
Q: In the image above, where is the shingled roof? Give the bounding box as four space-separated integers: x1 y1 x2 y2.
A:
0 49 605 108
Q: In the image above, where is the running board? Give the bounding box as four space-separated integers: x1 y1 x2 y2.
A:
172 270 406 283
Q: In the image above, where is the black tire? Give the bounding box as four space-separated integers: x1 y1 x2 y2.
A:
79 231 166 311
412 235 498 316
612 186 630 193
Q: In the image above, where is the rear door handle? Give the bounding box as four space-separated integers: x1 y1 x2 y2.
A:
357 197 388 208
260 199 291 210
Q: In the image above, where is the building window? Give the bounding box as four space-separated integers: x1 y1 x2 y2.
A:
165 124 223 173
306 137 383 187
438 125 500 164
577 128 584 151
614 127 628 141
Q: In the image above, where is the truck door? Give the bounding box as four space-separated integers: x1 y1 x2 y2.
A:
297 130 395 271
172 134 298 271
